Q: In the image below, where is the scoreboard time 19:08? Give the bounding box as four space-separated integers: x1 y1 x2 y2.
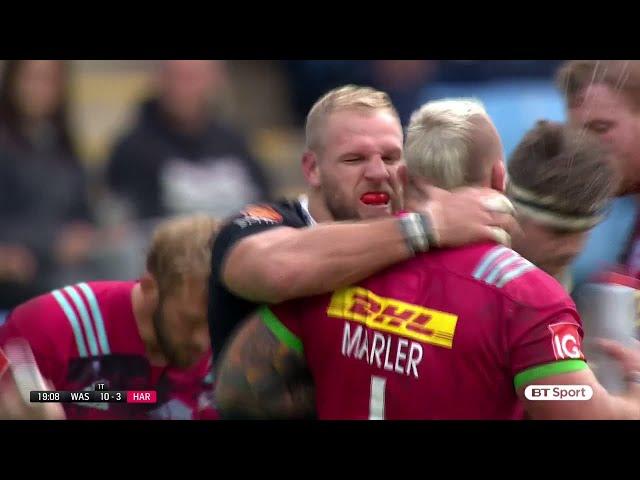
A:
30 390 157 403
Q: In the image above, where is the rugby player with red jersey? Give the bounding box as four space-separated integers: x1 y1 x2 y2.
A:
0 215 219 420
215 100 640 420
208 85 518 367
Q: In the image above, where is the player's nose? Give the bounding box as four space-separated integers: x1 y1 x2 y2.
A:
364 156 390 182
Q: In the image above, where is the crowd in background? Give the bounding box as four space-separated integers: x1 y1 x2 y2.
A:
0 60 569 314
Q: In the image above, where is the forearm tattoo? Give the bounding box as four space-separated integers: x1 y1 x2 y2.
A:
215 314 315 419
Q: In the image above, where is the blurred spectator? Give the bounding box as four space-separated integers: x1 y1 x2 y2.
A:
369 60 437 125
282 61 371 124
106 60 271 221
0 60 97 307
282 61 435 126
282 61 566 125
0 243 37 310
433 61 564 83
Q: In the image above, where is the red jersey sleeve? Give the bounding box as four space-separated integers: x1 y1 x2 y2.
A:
0 295 70 389
508 299 588 390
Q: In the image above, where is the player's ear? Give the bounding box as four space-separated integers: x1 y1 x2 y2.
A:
140 273 159 307
302 150 321 188
491 161 506 193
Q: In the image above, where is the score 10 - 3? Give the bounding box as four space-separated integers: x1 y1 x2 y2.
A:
30 390 157 403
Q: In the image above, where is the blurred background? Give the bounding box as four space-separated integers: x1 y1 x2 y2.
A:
0 59 566 314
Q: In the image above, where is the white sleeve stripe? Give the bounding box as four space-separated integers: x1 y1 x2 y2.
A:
77 283 111 355
472 246 510 280
63 286 100 357
51 290 88 358
496 262 536 288
484 254 522 284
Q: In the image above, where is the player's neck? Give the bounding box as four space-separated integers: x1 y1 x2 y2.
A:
307 190 334 223
554 268 573 293
615 164 640 196
131 283 169 367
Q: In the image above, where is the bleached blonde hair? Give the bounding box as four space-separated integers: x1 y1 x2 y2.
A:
305 84 400 151
405 98 489 189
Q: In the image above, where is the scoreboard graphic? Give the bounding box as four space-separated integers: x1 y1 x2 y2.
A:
30 383 157 404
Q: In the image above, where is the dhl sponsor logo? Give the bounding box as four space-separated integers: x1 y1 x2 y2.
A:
327 287 458 348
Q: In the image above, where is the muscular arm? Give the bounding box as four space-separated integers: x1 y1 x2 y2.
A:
223 219 412 303
215 313 315 419
223 186 516 303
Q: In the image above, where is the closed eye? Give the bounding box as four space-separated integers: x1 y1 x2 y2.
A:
343 156 364 163
585 120 613 134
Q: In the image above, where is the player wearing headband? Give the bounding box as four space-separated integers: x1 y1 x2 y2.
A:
507 120 617 292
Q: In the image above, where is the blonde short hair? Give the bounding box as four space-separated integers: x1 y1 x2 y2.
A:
305 84 399 151
146 214 219 293
405 98 488 189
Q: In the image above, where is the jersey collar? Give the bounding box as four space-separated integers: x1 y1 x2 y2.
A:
298 194 317 226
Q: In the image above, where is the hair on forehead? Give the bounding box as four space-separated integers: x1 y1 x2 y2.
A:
557 60 640 110
305 84 400 151
146 214 220 294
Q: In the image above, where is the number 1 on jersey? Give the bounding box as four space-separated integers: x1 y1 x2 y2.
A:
369 375 386 420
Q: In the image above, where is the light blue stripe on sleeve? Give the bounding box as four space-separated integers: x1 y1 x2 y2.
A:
51 290 88 357
496 262 535 288
485 254 521 285
472 246 509 280
77 283 111 355
63 286 100 356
